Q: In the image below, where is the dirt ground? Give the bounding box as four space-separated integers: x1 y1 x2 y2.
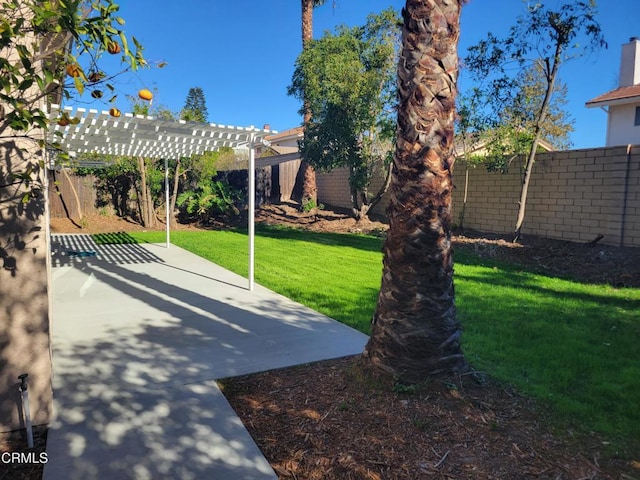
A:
28 206 640 479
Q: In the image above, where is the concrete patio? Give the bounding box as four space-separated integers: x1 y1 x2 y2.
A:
44 234 368 479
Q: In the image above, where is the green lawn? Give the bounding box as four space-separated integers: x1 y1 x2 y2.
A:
123 226 640 455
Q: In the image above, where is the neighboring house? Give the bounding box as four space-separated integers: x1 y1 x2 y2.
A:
586 37 640 147
259 126 303 157
454 134 556 159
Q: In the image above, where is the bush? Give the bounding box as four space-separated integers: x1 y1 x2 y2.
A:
176 181 243 224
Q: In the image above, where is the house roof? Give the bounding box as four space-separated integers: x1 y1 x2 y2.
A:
266 126 303 143
454 135 556 158
585 84 640 108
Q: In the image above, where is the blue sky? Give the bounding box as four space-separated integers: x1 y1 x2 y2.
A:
93 0 638 149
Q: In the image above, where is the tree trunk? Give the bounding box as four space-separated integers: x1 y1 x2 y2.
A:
299 0 318 207
60 166 83 225
169 158 181 227
138 156 150 227
363 0 467 383
146 184 155 228
513 49 561 242
350 161 393 221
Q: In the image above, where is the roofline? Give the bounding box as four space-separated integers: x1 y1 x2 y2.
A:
586 95 640 108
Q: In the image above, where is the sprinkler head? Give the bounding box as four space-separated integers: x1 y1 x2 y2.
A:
18 374 28 391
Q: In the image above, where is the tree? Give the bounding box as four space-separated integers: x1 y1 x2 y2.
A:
363 0 468 383
288 9 399 220
181 86 208 123
128 96 170 227
168 87 211 225
1 0 147 222
465 1 605 241
297 0 327 209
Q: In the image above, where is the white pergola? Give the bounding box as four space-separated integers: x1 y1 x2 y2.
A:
47 104 275 291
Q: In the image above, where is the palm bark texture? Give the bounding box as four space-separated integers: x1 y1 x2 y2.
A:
364 0 467 383
299 0 323 206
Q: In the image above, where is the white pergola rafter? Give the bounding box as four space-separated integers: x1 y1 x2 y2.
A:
47 104 276 291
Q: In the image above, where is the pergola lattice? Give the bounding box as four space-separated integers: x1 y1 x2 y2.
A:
47 104 276 291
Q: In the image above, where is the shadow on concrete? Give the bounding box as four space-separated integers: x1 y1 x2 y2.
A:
45 236 367 479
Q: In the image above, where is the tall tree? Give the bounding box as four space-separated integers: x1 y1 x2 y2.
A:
363 0 467 383
289 9 399 220
465 1 605 241
181 86 209 123
297 0 327 209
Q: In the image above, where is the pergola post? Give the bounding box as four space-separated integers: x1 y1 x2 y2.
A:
165 156 170 248
248 133 256 292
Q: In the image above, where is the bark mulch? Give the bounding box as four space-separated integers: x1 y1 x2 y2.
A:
222 356 637 480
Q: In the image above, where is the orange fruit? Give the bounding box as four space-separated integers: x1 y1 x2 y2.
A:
88 71 105 83
109 108 121 117
57 116 70 127
138 89 153 101
107 41 121 54
66 64 81 77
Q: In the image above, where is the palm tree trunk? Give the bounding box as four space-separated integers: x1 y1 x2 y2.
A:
364 0 467 383
299 0 321 207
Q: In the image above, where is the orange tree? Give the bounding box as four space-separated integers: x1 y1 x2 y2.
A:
0 0 147 204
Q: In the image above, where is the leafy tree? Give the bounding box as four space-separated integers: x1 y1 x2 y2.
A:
180 86 208 123
168 87 214 225
464 0 605 241
127 96 171 227
363 0 468 382
289 8 399 220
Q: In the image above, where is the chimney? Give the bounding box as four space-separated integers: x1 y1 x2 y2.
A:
263 123 271 131
619 37 640 87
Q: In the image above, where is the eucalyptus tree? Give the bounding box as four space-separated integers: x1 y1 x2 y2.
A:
465 1 605 241
363 0 468 383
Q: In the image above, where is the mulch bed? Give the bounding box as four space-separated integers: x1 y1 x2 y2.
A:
222 356 636 479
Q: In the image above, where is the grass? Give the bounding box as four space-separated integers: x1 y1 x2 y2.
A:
112 226 640 455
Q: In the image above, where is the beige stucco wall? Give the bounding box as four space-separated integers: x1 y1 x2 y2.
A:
606 104 640 147
0 5 53 431
0 147 52 432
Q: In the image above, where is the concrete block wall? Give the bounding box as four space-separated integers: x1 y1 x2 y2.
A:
316 146 640 247
452 146 640 246
316 167 353 210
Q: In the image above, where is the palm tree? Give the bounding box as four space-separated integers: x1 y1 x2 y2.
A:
298 0 326 207
363 0 468 383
